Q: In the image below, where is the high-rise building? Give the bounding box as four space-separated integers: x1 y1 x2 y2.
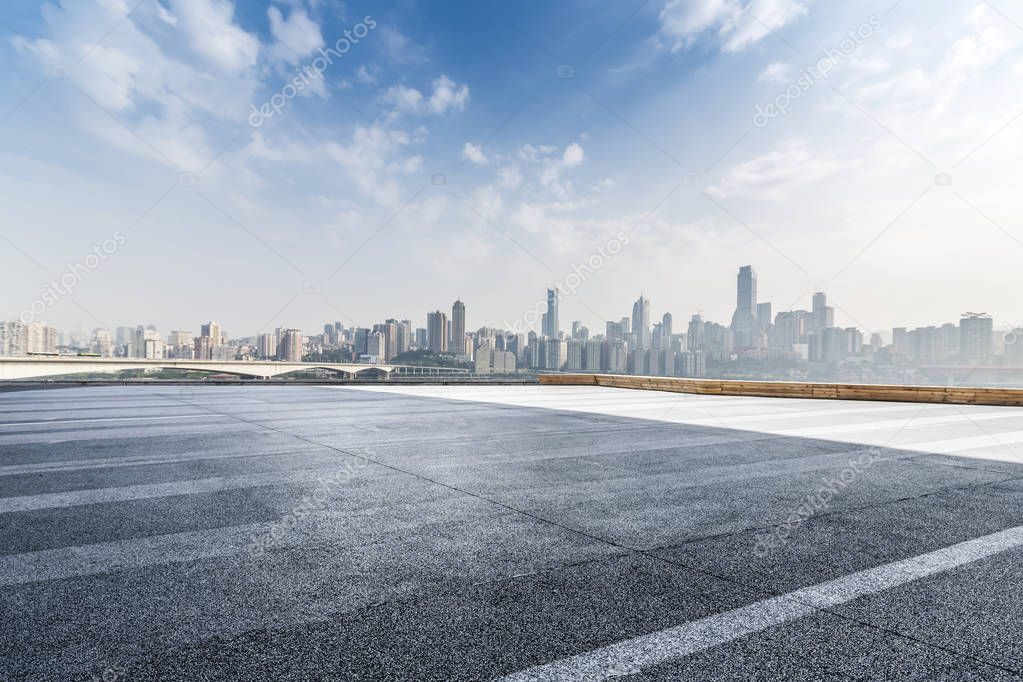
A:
256 333 277 359
545 337 566 370
200 321 223 345
365 331 385 359
427 311 448 352
278 329 303 362
632 295 651 348
687 314 705 351
730 265 758 348
811 292 834 333
960 313 993 364
542 288 560 338
450 299 466 349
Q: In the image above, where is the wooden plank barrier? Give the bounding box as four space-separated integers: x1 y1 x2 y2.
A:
537 374 1023 407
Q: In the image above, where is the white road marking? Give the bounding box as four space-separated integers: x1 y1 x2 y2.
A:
0 414 225 427
0 465 365 512
499 524 1023 681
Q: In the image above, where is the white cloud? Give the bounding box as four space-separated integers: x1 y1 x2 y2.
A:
324 126 419 205
658 0 808 54
168 0 259 73
383 84 424 113
708 141 847 200
267 6 323 64
428 75 470 114
383 75 470 117
562 142 585 167
758 62 791 84
498 166 523 188
463 142 488 165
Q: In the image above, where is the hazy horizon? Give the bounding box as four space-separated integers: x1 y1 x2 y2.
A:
4 0 1023 337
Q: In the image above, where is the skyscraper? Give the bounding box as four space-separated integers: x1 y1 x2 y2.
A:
632 295 651 348
730 265 757 348
542 288 560 338
811 292 834 332
451 299 466 349
427 311 448 352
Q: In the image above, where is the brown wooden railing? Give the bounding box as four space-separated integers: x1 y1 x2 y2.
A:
537 374 1023 407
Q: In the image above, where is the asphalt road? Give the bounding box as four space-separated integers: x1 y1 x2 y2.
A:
1 384 1022 680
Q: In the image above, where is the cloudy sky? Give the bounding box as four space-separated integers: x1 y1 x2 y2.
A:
3 0 1023 339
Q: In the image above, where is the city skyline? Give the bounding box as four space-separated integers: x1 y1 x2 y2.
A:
8 263 1021 347
4 2 1023 336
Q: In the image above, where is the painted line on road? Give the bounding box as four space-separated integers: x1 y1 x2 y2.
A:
0 414 227 427
0 465 369 513
499 524 1023 681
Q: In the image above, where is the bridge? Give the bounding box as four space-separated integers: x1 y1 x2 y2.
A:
0 357 467 381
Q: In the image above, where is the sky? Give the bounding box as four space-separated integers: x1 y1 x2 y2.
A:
3 0 1023 340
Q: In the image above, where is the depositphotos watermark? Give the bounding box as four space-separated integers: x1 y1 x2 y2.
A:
249 15 377 128
503 230 631 335
753 16 882 128
20 231 126 323
753 448 884 557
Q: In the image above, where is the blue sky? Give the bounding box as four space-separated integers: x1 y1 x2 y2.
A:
4 0 1023 339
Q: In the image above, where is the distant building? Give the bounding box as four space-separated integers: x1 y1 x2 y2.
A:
427 311 448 352
632 295 651 349
730 266 758 348
450 299 466 349
278 329 303 362
542 288 560 338
960 313 993 364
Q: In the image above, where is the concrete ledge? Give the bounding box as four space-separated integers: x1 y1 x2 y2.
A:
538 374 1023 407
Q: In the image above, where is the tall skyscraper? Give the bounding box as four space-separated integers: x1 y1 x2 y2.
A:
451 299 466 349
542 288 560 338
811 292 834 332
632 295 651 348
427 311 448 352
730 265 757 348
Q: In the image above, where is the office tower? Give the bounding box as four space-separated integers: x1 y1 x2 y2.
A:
730 265 758 348
687 314 705 351
415 327 427 349
662 313 673 346
632 295 651 348
450 299 466 349
278 329 303 362
756 303 772 330
427 311 448 352
366 331 385 359
571 321 583 339
353 328 370 356
811 292 834 333
200 321 223 345
542 288 560 338
606 320 625 342
960 313 993 363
